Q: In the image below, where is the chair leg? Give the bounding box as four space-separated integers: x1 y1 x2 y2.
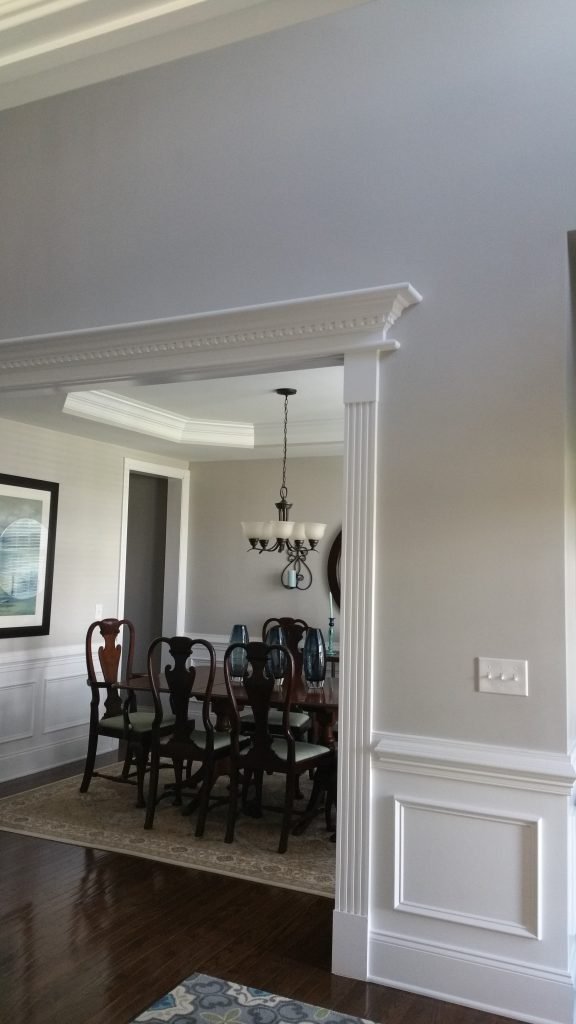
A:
120 745 133 780
195 763 214 837
79 730 98 793
279 772 295 854
144 747 160 829
225 762 239 844
134 745 148 808
172 757 184 806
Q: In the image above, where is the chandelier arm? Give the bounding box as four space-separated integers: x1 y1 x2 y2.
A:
281 554 313 591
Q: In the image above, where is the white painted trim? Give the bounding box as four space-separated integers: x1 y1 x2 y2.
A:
0 285 421 392
118 458 190 634
0 1 375 112
394 797 542 939
369 929 575 1024
64 390 255 448
334 348 380 982
332 910 369 981
372 731 576 794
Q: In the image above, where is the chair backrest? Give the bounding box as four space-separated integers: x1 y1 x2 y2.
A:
261 617 308 675
85 617 136 718
224 640 295 755
146 635 216 737
86 617 135 685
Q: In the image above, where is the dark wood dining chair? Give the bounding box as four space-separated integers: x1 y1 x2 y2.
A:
223 640 332 853
80 617 173 807
262 616 308 675
144 635 242 835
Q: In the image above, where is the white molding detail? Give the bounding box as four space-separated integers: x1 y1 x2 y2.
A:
332 910 369 981
373 731 576 795
118 458 190 634
334 349 380 952
368 929 575 1024
394 797 541 939
0 681 35 744
0 1 373 112
0 285 421 392
63 390 255 448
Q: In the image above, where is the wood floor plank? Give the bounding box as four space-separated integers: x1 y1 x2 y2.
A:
0 759 519 1024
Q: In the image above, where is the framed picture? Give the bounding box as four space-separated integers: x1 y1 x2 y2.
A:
0 473 59 638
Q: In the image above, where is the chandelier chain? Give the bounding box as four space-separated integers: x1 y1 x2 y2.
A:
280 391 289 500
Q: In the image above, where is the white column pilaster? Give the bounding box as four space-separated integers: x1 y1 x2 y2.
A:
333 349 380 979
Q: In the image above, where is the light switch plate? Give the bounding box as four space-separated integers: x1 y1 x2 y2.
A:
476 657 528 696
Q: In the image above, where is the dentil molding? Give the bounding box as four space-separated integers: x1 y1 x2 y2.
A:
0 284 422 392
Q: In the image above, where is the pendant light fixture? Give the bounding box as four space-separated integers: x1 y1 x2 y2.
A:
241 388 327 590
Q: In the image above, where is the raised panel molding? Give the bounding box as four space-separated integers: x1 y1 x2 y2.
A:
394 798 541 939
0 682 35 743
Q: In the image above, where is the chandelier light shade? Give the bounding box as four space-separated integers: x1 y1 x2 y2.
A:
241 388 327 590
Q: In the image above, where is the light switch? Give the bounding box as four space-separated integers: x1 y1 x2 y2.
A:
95 603 103 620
476 657 528 696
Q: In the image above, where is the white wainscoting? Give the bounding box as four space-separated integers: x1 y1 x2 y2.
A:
369 732 576 1024
0 645 115 782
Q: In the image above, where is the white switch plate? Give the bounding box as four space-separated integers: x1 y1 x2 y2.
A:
476 657 528 696
95 604 103 620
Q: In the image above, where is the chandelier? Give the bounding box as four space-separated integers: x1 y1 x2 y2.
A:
241 388 326 590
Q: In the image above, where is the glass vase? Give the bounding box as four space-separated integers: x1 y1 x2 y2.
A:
265 624 288 686
229 624 249 682
303 627 326 689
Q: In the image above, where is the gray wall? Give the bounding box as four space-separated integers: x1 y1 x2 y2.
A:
0 0 574 752
186 457 342 639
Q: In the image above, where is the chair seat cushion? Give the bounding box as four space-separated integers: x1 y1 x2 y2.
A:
241 709 311 731
100 712 175 735
270 738 330 763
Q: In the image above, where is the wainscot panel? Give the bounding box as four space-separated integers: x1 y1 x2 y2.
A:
368 732 576 1024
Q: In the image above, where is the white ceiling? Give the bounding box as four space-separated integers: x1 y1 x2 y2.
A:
0 365 345 461
0 0 372 111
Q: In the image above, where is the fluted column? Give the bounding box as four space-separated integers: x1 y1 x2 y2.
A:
333 349 380 978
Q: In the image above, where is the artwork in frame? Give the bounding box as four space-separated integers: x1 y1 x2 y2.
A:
0 473 59 639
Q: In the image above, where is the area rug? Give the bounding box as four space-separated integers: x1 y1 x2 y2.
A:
0 770 335 897
132 973 367 1024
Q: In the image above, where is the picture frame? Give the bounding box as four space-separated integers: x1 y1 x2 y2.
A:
0 473 59 638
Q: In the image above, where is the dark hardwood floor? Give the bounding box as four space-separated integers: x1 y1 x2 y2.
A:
0 758 518 1024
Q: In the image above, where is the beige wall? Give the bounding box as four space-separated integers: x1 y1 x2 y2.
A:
186 457 342 640
0 415 187 653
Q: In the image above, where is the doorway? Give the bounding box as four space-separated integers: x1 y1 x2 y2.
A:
118 459 190 647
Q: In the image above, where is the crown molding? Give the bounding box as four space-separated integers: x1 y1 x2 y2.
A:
0 0 374 112
0 284 422 393
63 389 255 447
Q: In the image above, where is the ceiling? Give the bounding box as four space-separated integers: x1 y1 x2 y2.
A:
0 1 355 458
0 365 345 461
0 0 372 111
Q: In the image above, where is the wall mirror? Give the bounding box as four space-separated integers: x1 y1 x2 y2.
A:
327 529 341 609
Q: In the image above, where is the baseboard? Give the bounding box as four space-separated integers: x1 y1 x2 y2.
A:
369 929 575 1024
332 910 368 979
0 734 116 784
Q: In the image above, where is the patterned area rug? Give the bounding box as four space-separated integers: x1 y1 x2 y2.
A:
133 973 367 1024
0 770 335 897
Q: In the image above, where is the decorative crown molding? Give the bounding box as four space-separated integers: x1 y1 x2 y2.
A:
0 0 376 112
63 390 255 447
0 284 422 392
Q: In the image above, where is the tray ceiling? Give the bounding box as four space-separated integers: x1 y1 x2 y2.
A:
0 0 372 111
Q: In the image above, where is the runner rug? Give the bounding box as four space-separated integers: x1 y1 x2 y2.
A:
132 973 368 1024
0 770 334 897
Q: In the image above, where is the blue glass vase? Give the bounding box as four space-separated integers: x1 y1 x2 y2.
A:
303 627 326 688
229 624 249 681
265 624 288 684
